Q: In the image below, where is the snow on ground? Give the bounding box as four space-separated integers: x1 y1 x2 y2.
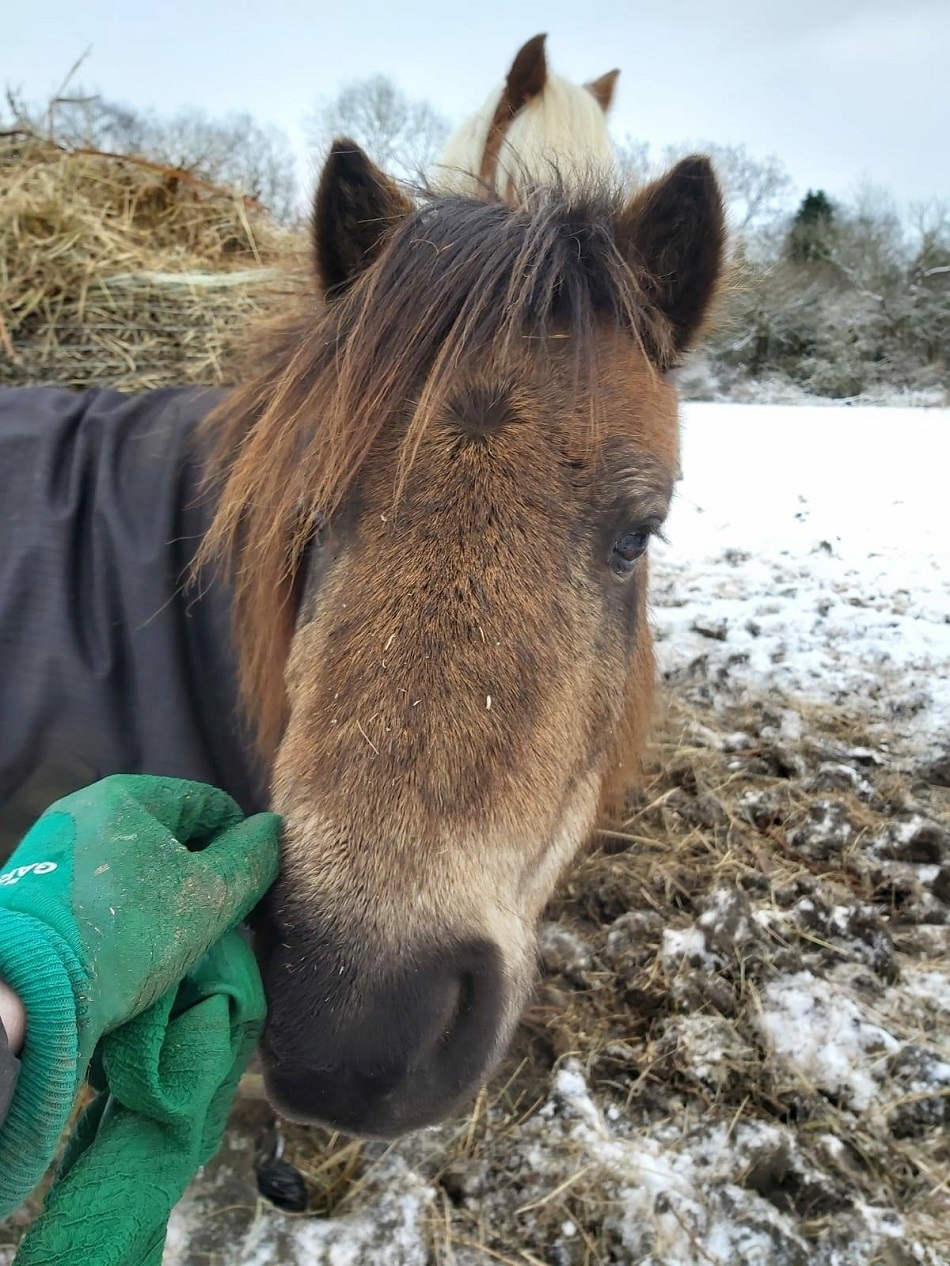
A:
756 970 903 1112
164 1147 433 1266
652 403 950 765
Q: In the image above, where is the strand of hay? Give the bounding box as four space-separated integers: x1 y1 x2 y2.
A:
0 131 304 392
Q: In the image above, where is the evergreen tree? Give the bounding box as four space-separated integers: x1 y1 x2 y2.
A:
787 190 835 263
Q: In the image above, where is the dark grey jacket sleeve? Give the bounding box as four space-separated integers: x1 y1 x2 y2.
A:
0 1016 19 1127
0 385 266 862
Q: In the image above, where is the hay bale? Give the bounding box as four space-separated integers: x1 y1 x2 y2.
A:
0 131 303 391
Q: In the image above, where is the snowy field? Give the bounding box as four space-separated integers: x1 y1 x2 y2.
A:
5 403 948 1266
653 403 949 766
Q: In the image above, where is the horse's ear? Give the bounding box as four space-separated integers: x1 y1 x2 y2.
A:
585 69 619 112
615 156 726 364
503 34 548 111
313 138 413 296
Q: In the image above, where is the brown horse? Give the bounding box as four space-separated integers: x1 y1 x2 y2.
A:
196 139 725 1136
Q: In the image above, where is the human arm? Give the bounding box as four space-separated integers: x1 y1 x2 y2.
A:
0 982 23 1130
0 979 25 1054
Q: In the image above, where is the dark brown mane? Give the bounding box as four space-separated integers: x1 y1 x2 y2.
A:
198 186 678 755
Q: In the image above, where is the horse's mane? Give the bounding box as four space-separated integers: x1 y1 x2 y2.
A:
435 72 616 198
198 186 673 755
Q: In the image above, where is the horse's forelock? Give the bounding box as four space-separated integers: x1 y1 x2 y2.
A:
197 189 672 754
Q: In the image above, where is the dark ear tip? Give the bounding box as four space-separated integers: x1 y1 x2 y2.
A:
324 138 373 175
670 155 718 187
512 32 548 63
666 156 724 223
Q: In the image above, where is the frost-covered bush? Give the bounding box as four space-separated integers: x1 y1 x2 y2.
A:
707 189 950 400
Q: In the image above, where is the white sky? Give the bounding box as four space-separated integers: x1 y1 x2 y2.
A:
4 0 948 209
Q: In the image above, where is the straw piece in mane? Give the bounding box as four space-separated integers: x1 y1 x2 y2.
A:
434 34 619 199
199 143 723 759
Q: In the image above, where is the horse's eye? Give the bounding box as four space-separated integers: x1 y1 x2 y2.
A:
609 528 651 575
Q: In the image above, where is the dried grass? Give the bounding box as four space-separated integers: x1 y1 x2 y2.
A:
0 129 303 391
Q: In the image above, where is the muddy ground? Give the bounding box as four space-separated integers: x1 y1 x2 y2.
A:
145 692 950 1263
2 690 948 1266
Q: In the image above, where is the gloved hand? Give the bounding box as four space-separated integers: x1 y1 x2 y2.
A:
0 775 280 1214
14 931 265 1266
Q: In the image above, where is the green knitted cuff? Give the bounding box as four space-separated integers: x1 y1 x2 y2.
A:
0 911 82 1216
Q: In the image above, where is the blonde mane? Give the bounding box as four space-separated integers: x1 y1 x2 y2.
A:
433 35 619 200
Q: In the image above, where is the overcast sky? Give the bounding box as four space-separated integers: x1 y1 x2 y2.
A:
5 0 948 211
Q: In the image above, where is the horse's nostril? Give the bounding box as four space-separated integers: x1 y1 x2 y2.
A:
260 937 508 1136
436 971 475 1049
353 1064 408 1100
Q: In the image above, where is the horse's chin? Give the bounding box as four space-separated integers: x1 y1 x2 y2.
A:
258 1016 515 1138
253 916 524 1137
260 1057 499 1139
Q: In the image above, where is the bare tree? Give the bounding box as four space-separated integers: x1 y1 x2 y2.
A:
614 137 792 236
614 134 650 191
307 75 451 183
149 109 299 222
697 143 793 234
909 198 950 252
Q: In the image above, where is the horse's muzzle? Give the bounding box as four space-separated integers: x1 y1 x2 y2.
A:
254 913 507 1136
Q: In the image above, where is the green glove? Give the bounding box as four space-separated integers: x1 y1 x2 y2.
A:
14 930 266 1266
0 775 280 1214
